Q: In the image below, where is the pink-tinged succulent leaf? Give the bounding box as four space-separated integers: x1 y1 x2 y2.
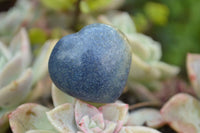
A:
32 40 57 85
46 103 77 133
9 28 31 68
26 130 57 133
119 126 161 133
0 69 32 108
161 93 200 133
99 102 128 132
9 103 55 133
187 53 200 98
52 83 75 107
75 100 105 132
0 54 23 89
127 108 165 128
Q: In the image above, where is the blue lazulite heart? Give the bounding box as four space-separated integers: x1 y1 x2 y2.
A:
48 23 132 103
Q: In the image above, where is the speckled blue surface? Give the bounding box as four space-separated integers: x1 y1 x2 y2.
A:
48 23 132 103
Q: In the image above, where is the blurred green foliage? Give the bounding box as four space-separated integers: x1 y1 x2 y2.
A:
29 28 48 45
123 0 200 74
41 0 77 11
80 0 112 13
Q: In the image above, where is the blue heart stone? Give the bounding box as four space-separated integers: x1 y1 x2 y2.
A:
48 23 132 103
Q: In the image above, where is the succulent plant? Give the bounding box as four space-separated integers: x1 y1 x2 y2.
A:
8 23 161 133
158 53 200 133
9 84 161 133
0 28 56 132
98 11 180 90
0 0 40 44
161 93 200 133
187 53 200 98
49 23 132 103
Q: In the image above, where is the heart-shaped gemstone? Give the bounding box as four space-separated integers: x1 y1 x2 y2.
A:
48 23 132 103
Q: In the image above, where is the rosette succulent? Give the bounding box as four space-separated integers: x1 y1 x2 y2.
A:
0 28 56 132
98 11 180 90
9 23 160 133
0 0 40 44
9 84 161 133
156 53 200 133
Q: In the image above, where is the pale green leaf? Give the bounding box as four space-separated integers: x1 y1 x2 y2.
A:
32 40 57 85
9 103 56 133
52 83 75 107
0 69 32 108
46 103 77 133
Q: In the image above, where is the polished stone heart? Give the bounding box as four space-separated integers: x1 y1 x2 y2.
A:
48 23 132 103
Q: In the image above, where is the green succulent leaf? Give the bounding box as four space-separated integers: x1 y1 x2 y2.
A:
46 103 77 132
32 40 57 85
26 130 57 133
0 0 40 43
0 69 32 108
127 108 165 128
9 28 32 68
9 103 56 133
52 83 75 107
0 54 24 90
119 126 161 133
98 11 136 34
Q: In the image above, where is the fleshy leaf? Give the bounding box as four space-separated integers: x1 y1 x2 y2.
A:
9 103 55 133
161 93 200 133
0 41 11 61
9 28 31 68
0 69 32 108
98 11 136 34
75 100 105 132
99 102 128 132
0 0 39 43
32 40 57 85
0 41 11 72
52 83 75 107
119 126 161 133
47 103 77 133
103 120 117 133
127 108 165 128
129 53 161 82
127 33 161 61
26 130 56 133
187 53 200 98
152 62 180 79
0 54 23 89
99 102 128 123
